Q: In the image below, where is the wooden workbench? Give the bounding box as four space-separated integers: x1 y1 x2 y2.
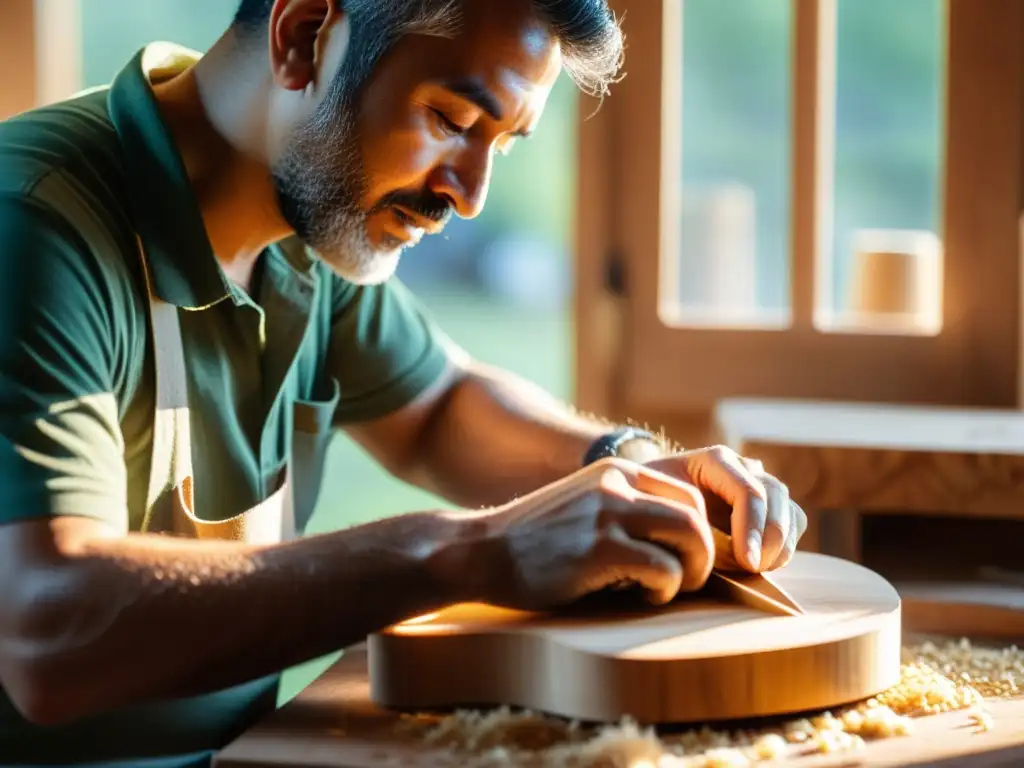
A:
712 398 1024 566
213 645 1024 768
213 399 1024 767
711 398 1024 520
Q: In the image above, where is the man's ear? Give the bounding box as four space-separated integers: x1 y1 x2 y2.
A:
267 0 344 91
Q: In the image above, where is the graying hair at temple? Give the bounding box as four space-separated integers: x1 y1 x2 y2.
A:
231 0 625 98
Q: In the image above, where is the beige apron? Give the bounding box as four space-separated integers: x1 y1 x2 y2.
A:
135 241 297 543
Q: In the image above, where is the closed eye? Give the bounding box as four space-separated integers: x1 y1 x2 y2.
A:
430 107 466 136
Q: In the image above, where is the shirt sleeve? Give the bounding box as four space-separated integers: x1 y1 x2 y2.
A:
0 196 128 531
327 273 453 425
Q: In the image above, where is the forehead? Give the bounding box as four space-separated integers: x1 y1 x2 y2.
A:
376 3 563 113
449 2 563 85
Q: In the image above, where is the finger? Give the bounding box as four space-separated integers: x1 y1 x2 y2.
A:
508 455 648 514
515 460 642 526
691 448 767 572
587 460 721 580
741 457 765 476
596 461 646 499
594 527 684 605
757 476 791 570
605 459 710 519
600 492 714 591
767 501 807 570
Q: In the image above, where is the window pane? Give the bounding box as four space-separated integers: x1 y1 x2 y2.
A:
80 0 237 87
663 0 793 328
817 0 945 335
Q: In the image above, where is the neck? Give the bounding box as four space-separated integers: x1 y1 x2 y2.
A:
150 31 293 289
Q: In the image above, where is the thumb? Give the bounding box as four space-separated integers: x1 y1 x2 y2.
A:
688 448 767 572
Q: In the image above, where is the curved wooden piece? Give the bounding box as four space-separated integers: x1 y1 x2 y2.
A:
368 552 902 724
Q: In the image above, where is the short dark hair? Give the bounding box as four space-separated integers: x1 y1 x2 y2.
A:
232 0 624 98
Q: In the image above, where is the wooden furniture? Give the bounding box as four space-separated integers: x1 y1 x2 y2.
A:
712 398 1024 561
366 552 901 724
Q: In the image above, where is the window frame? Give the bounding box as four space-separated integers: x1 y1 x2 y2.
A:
1 0 81 120
574 0 1024 436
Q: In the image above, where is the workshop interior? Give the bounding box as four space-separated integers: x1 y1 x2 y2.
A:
3 1 1024 766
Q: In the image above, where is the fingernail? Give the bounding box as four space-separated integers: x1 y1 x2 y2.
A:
746 530 762 571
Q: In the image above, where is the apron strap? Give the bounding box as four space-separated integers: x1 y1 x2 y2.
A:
133 237 294 544
135 238 192 522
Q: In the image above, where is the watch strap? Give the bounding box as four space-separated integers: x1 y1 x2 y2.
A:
582 426 659 466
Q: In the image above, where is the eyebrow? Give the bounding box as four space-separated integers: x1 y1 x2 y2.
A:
438 77 534 138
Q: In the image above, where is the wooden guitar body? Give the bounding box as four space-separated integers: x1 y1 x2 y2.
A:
367 552 902 724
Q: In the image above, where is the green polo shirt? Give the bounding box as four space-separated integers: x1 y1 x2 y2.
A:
0 43 451 766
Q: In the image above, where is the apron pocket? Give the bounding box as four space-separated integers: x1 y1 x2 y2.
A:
291 376 341 534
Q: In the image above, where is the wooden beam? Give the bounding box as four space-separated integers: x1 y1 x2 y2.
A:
572 0 629 417
791 0 835 330
0 0 81 121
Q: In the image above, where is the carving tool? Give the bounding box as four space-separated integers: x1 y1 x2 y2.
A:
709 528 806 617
706 570 805 617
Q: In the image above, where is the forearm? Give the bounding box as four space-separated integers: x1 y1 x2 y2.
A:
403 363 666 508
2 510 473 725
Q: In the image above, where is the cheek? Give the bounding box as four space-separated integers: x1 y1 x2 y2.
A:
359 109 444 203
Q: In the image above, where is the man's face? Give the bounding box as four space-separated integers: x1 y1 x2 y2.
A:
270 1 563 285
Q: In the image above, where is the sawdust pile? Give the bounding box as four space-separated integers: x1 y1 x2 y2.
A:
393 638 1022 767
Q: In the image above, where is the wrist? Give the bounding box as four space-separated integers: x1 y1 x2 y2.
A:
421 510 502 604
582 426 665 466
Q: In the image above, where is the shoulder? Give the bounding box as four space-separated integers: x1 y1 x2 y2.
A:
0 87 127 207
0 90 148 407
0 87 138 265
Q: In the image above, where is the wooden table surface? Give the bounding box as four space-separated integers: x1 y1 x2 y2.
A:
213 647 1024 768
713 399 1024 455
710 398 1024 521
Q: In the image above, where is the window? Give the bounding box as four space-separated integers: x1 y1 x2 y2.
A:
576 0 1024 442
667 0 794 329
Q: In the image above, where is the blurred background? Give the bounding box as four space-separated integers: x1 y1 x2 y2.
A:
69 0 941 694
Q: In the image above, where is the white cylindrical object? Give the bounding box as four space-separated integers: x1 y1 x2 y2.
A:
847 229 943 334
678 183 758 317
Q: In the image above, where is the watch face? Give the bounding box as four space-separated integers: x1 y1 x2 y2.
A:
616 437 663 463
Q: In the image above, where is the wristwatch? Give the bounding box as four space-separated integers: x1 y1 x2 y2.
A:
582 426 663 466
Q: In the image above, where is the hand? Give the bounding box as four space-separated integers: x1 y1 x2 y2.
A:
464 457 715 611
645 445 807 574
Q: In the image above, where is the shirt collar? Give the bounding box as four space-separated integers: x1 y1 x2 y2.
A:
107 42 235 310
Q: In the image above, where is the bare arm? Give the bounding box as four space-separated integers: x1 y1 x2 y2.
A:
342 356 808 571
347 358 666 509
0 510 479 727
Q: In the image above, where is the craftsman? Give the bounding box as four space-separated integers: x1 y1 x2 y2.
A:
0 0 807 765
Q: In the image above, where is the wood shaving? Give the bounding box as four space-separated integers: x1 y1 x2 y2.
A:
395 637 1022 767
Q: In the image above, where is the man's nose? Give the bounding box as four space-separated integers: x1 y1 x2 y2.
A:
427 155 492 220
